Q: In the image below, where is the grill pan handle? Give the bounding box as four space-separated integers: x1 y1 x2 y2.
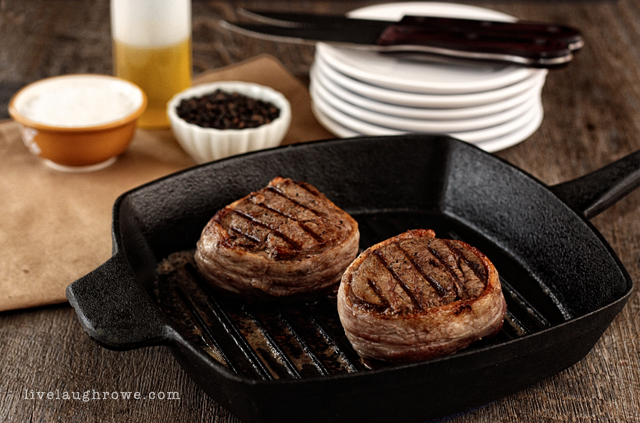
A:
549 149 640 219
66 252 170 350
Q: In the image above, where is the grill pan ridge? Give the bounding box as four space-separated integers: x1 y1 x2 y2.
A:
67 135 637 423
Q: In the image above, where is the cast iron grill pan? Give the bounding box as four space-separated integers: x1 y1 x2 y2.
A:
67 135 638 423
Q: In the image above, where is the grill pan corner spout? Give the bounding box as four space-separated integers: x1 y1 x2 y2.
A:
549 149 640 219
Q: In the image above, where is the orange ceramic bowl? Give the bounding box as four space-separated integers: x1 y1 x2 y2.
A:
8 74 146 172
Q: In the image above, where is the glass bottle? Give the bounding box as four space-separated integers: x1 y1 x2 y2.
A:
111 0 192 129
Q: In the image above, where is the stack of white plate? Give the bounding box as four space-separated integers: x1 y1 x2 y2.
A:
309 2 548 152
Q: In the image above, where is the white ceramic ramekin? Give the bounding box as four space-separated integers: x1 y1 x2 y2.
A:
167 81 291 164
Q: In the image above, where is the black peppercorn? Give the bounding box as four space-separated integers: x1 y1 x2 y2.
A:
175 89 281 130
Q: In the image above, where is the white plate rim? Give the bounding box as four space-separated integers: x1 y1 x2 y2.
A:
313 94 404 136
473 102 543 152
311 72 541 132
314 52 547 109
317 43 539 95
450 101 540 142
312 102 543 153
312 103 360 138
312 85 541 143
311 63 543 120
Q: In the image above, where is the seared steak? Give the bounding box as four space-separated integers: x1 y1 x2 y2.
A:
338 229 506 363
195 177 360 300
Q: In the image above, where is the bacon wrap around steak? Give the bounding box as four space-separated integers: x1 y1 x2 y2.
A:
195 177 360 300
338 229 506 363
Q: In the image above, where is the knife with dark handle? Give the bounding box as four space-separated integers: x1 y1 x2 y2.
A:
377 19 572 65
224 9 583 67
392 16 583 51
240 11 583 51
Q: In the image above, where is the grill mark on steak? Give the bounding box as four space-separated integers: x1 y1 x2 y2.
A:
372 248 424 311
211 178 357 261
266 186 323 217
230 208 304 252
218 209 270 248
396 236 460 307
267 208 325 244
350 232 492 312
367 278 390 309
443 239 486 280
397 243 447 298
442 240 486 299
425 242 465 299
227 224 262 245
252 189 327 244
268 180 326 212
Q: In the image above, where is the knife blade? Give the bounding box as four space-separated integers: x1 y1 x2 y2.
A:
221 10 583 68
238 9 584 51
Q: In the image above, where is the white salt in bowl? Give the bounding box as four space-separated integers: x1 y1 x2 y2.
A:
8 74 146 172
167 81 291 164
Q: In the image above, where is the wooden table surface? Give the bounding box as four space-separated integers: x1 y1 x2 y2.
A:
2 0 640 422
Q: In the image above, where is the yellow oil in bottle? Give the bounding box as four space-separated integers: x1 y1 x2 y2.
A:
113 37 191 129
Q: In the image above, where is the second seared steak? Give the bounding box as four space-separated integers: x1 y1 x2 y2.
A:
338 229 506 363
195 177 360 301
